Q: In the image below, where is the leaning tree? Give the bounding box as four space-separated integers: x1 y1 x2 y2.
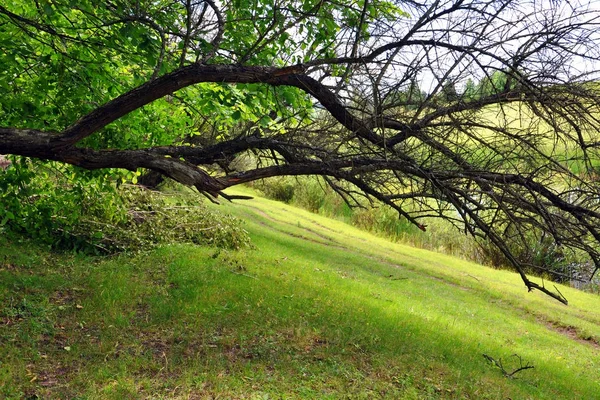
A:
2 0 600 303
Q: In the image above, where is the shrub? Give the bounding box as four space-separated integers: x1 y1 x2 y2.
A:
472 230 570 283
253 176 295 203
0 158 252 254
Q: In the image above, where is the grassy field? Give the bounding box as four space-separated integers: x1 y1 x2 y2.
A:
1 187 599 399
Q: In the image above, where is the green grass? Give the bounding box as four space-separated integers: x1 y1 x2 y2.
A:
1 188 600 399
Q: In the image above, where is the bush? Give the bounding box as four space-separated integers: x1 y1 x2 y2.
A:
292 177 328 212
253 176 295 203
0 158 252 254
473 232 570 282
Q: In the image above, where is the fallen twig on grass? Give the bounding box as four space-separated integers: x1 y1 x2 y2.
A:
483 353 534 378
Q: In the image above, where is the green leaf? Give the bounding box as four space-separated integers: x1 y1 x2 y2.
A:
282 90 297 106
43 4 54 16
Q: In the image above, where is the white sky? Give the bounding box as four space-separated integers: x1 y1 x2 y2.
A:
391 0 600 94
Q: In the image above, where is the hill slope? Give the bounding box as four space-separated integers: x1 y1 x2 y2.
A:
1 188 599 399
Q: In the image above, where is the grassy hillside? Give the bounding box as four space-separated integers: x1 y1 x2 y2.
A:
1 188 599 399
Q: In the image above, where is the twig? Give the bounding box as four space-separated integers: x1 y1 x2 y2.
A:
483 353 534 378
553 285 567 304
